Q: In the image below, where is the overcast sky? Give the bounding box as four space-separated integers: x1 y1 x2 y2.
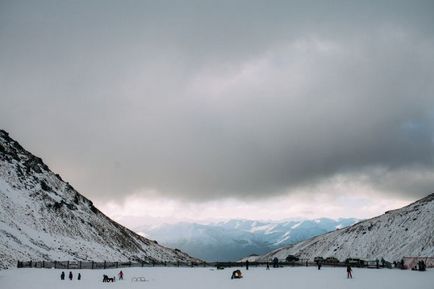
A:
1 0 434 226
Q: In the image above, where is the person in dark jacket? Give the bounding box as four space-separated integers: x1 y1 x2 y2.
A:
69 271 73 280
231 270 243 279
346 265 352 279
60 271 65 280
77 273 81 280
418 260 426 271
272 257 279 268
118 270 124 280
245 260 249 270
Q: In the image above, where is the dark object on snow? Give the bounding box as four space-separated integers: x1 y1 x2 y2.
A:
103 275 116 282
69 271 73 280
77 273 81 280
346 265 352 279
118 270 124 280
60 271 65 280
345 258 365 267
325 257 340 264
272 257 279 268
217 265 225 270
286 255 299 262
231 270 243 279
314 256 324 263
266 262 270 270
245 260 249 270
418 260 426 271
317 262 322 270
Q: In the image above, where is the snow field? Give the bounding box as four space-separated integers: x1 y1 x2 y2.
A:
1 266 433 289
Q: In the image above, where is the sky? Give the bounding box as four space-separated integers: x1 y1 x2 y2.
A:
1 0 434 227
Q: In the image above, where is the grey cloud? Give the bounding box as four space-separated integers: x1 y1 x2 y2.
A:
1 1 434 202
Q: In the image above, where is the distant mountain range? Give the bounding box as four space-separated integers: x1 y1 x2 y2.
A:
0 130 199 269
246 193 434 263
136 218 358 261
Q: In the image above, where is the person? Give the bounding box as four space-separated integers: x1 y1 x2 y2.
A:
273 257 279 268
69 271 73 280
231 269 243 279
317 262 322 270
418 260 426 271
118 270 124 280
346 265 352 279
78 273 81 280
266 262 270 270
103 275 115 282
60 271 65 280
245 260 249 270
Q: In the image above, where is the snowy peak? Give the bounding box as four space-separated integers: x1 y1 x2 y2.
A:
0 130 200 269
136 218 358 261
252 193 434 262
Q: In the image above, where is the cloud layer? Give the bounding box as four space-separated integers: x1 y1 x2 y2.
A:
1 1 434 203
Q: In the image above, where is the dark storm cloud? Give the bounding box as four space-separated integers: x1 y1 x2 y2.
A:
1 0 434 202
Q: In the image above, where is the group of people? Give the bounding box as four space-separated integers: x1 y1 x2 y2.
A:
102 270 124 282
60 262 358 283
232 262 353 280
60 271 81 280
411 260 426 271
60 270 124 282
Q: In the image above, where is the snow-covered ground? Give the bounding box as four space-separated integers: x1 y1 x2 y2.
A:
1 267 433 289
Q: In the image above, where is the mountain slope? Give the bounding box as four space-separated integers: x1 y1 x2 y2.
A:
252 194 434 262
0 130 199 269
136 218 358 261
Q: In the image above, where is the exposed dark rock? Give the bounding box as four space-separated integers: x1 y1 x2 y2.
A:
40 180 51 191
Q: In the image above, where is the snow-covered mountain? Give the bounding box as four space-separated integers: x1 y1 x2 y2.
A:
136 218 358 261
0 130 200 269
249 194 434 262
